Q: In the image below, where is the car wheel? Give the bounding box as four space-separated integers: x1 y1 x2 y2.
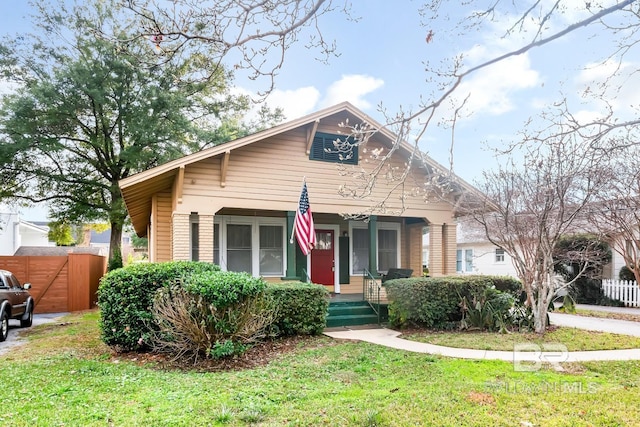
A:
0 311 8 342
20 304 33 328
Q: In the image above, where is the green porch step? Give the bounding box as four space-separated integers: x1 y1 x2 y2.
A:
326 300 382 328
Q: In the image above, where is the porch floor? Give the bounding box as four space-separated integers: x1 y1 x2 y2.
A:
329 293 365 303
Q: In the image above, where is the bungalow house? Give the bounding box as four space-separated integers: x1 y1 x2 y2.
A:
119 102 480 294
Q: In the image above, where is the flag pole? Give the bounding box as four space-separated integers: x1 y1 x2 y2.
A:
290 177 307 244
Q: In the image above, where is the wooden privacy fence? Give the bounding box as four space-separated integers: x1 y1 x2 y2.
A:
0 254 106 313
601 279 640 307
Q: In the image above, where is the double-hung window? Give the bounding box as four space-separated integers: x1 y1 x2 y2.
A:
226 223 252 273
210 216 286 277
349 222 400 275
456 248 474 272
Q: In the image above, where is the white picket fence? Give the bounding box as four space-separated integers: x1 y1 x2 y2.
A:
601 279 640 307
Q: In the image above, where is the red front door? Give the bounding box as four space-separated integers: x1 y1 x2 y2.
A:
311 229 335 286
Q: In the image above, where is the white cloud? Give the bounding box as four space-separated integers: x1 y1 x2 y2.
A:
572 59 640 121
320 74 384 109
236 74 384 122
264 86 321 120
454 51 540 116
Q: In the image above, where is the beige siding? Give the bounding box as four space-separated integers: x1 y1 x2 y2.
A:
155 191 172 262
178 128 454 223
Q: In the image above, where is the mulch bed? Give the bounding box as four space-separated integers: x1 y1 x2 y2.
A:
111 335 336 372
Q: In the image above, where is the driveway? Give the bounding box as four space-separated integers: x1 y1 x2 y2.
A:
550 305 640 337
0 313 67 355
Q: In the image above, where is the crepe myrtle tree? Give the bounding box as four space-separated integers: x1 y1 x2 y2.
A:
461 135 612 333
587 145 640 284
267 1 639 219
0 0 277 268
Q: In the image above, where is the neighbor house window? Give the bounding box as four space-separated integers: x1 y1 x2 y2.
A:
259 225 284 275
309 132 358 165
495 248 505 263
456 249 463 272
465 249 473 272
226 224 252 273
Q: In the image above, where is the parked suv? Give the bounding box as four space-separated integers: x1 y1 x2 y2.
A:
0 270 34 341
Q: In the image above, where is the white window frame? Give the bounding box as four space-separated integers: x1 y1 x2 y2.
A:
348 221 401 275
215 215 287 277
495 248 505 263
465 249 473 272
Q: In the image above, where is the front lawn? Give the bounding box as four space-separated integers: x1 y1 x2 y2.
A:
1 311 639 426
403 327 640 351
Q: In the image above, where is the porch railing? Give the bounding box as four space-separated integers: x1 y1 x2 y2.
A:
363 268 381 324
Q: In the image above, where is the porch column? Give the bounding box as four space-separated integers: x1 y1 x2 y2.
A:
172 212 190 261
442 223 457 275
407 223 423 276
282 210 299 280
428 223 443 276
428 223 457 276
198 213 214 263
368 215 378 275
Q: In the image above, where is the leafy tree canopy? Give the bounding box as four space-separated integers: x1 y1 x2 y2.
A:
0 0 282 267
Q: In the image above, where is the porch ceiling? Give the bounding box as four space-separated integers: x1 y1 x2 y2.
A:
121 169 176 237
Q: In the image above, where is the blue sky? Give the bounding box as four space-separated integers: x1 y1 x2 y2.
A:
1 1 638 219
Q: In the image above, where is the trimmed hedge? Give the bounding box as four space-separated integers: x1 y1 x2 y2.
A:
184 270 267 307
98 261 221 350
266 282 330 336
385 275 505 328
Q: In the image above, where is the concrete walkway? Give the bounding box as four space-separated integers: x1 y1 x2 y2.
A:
324 310 640 362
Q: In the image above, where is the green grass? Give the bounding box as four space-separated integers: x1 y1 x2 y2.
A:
2 311 640 426
403 327 640 351
574 308 640 322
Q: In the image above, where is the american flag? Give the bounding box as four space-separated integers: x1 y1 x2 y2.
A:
294 181 317 256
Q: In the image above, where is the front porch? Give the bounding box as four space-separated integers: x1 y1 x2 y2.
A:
170 208 457 293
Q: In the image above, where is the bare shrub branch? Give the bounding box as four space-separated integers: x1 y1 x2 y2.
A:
149 286 276 363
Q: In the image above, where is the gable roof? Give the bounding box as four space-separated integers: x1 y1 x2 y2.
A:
120 101 480 236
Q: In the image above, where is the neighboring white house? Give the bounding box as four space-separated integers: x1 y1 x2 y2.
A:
454 217 519 277
0 212 53 255
421 218 519 277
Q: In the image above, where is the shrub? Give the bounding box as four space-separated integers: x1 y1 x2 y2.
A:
385 276 493 328
150 272 275 361
459 287 516 332
485 276 524 300
619 265 636 281
97 261 221 351
266 282 329 335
